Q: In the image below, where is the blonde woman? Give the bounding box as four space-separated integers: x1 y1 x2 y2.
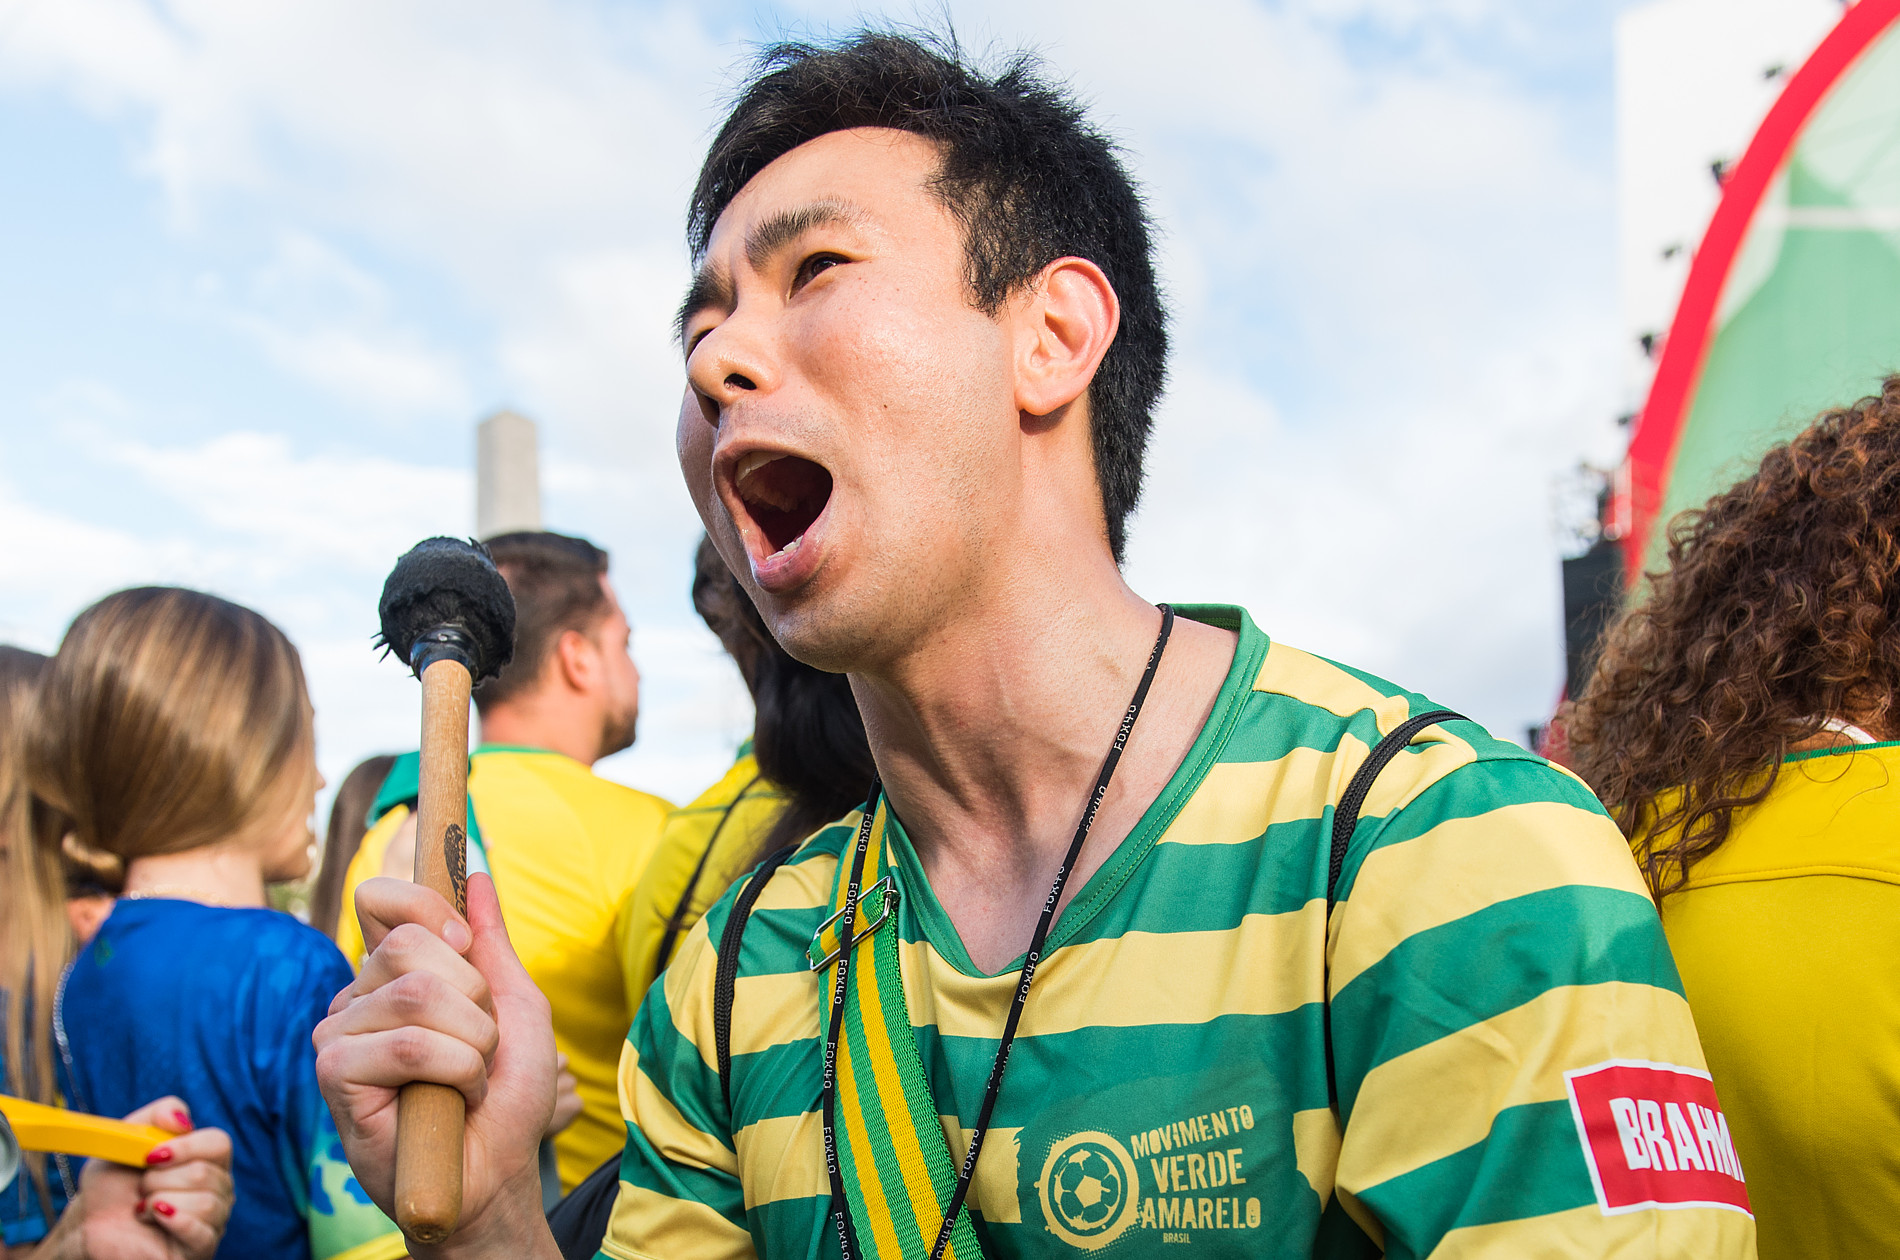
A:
2 643 235 1258
26 590 403 1260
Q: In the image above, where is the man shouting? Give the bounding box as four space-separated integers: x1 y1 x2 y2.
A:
317 31 1754 1260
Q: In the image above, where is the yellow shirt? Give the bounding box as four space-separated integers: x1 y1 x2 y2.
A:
1656 741 1900 1260
617 747 786 1007
333 746 671 1191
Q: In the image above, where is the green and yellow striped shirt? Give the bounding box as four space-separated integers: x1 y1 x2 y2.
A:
603 606 1754 1258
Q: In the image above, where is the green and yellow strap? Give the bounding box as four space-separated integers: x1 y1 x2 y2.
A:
810 800 986 1260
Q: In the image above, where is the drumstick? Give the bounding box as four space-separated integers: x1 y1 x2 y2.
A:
375 536 515 1244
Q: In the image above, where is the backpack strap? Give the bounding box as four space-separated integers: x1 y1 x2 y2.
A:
1322 709 1465 1115
715 844 799 1114
658 776 764 978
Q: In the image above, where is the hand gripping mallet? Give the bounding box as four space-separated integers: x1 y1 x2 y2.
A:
375 536 516 1243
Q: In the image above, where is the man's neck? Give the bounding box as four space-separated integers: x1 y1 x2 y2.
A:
478 699 600 766
851 569 1237 974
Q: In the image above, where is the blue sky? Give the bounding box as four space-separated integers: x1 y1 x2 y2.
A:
0 0 1638 803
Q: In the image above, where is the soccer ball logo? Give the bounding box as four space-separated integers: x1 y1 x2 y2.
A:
1038 1131 1138 1250
1054 1144 1123 1230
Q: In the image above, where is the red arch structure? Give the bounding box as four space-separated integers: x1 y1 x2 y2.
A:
1617 0 1900 574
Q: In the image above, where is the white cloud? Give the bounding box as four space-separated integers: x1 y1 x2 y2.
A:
212 233 474 415
235 316 471 416
499 245 690 463
100 430 470 574
0 484 173 650
1127 312 1620 731
0 0 722 271
949 0 1620 730
0 0 1630 796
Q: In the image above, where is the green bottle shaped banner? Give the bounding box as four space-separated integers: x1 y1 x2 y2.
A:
1619 0 1900 577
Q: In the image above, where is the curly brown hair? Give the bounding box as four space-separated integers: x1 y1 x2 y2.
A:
1567 376 1900 895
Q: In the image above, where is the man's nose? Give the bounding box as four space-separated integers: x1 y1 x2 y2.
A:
686 319 776 420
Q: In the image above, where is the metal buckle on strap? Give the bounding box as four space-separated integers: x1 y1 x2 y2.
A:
807 877 900 971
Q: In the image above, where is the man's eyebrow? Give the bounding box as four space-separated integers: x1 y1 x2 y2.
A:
743 199 869 273
676 199 872 346
675 265 732 346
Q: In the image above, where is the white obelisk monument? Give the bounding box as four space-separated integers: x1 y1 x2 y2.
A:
476 410 542 539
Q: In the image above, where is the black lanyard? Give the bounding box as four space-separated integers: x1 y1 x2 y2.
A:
819 605 1175 1260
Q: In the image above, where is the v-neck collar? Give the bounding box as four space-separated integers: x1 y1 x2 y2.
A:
884 604 1268 979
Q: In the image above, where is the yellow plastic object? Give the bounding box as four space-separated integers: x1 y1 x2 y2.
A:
0 1095 171 1166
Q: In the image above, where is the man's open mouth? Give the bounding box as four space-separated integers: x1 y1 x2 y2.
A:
734 452 834 559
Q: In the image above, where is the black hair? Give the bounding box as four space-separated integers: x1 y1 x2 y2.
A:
692 537 874 858
690 30 1167 561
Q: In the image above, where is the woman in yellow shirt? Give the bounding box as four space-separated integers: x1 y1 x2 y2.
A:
1569 378 1900 1260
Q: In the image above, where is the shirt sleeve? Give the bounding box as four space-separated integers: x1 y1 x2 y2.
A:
599 912 757 1260
273 935 409 1260
1326 755 1757 1258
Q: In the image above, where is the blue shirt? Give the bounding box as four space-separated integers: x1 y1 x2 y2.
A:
57 900 402 1260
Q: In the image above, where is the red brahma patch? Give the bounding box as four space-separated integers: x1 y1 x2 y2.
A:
1564 1060 1752 1216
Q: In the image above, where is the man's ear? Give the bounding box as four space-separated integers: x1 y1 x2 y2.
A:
1014 256 1121 420
553 627 598 694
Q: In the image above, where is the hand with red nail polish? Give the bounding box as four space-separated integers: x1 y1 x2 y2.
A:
35 1094 235 1259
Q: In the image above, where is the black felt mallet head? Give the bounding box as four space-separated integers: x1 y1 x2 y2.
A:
377 537 516 681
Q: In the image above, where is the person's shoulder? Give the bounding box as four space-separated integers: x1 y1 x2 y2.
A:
671 750 773 817
710 815 852 934
649 754 773 861
1219 626 1629 886
106 899 345 953
1245 635 1535 767
595 775 675 822
156 908 355 1032
475 749 674 843
1252 643 1657 994
645 778 782 901
243 910 356 984
1686 742 1900 886
642 816 850 1069
669 814 854 984
1217 632 1568 810
334 806 408 968
509 749 676 819
366 751 420 820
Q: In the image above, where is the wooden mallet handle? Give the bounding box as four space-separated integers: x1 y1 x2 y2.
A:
392 657 474 1243
375 535 515 1245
